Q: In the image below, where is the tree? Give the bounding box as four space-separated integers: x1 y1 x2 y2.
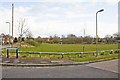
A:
113 32 120 38
105 34 111 38
17 18 29 38
37 36 41 39
13 37 18 43
25 30 33 39
61 35 65 38
104 34 115 44
35 36 43 43
113 32 120 43
17 18 29 46
84 35 93 44
67 34 77 38
53 34 59 38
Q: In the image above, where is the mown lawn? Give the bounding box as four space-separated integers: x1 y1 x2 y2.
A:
19 43 118 52
2 51 118 62
2 43 119 62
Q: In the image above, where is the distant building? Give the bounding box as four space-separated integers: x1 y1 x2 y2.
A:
0 33 14 45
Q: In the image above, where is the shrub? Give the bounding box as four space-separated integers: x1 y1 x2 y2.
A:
14 37 18 43
25 40 39 46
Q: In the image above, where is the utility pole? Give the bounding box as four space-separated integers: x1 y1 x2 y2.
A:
11 3 14 47
12 3 14 37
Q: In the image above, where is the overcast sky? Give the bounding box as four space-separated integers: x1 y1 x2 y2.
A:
0 0 119 38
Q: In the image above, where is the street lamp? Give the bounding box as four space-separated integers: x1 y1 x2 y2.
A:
6 22 11 35
6 22 11 47
96 9 104 57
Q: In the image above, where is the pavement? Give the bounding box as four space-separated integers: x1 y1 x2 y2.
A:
86 59 118 73
2 59 119 78
1 45 119 78
1 56 118 67
1 54 119 78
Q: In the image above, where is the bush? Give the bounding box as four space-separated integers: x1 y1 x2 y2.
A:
25 40 39 46
14 37 18 43
114 50 120 53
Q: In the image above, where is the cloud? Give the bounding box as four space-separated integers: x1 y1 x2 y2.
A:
0 0 88 3
0 2 118 38
0 0 119 5
87 0 119 5
0 5 32 36
0 7 12 35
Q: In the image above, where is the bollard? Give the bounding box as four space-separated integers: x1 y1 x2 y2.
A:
100 51 105 55
61 53 64 58
110 50 113 54
29 52 31 58
80 52 83 58
6 49 9 58
48 53 51 59
93 52 95 56
39 52 41 58
16 48 18 58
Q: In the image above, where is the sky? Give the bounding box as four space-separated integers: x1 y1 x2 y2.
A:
0 0 119 38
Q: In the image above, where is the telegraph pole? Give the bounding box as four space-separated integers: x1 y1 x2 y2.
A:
12 3 14 37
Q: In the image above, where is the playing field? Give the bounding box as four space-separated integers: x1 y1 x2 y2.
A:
2 43 119 62
20 43 118 52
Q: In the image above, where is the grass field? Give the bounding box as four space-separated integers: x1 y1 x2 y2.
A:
19 43 118 52
2 43 119 62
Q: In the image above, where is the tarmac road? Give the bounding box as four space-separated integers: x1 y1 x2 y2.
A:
2 59 118 78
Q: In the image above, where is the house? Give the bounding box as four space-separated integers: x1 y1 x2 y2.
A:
0 33 14 45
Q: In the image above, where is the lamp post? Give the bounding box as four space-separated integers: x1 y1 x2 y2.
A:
83 28 85 53
96 9 104 57
6 22 11 47
6 22 10 36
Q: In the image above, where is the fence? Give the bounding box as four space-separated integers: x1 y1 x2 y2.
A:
18 49 120 58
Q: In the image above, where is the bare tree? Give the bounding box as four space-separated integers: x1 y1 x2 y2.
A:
25 30 33 39
18 18 29 38
17 18 29 46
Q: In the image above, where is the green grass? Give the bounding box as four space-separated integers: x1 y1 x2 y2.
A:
19 43 118 52
2 43 119 62
19 52 119 62
70 53 118 62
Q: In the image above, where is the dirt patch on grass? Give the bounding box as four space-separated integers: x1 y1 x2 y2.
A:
2 57 74 64
13 42 34 48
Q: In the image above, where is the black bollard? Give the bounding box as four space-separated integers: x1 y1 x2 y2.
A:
7 49 9 58
16 48 18 58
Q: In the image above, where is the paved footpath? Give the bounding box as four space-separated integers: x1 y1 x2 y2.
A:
86 59 118 73
2 59 119 78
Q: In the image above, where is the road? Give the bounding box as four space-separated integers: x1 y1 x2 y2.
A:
2 59 118 78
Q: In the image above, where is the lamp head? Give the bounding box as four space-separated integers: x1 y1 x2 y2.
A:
6 22 9 23
98 9 104 12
